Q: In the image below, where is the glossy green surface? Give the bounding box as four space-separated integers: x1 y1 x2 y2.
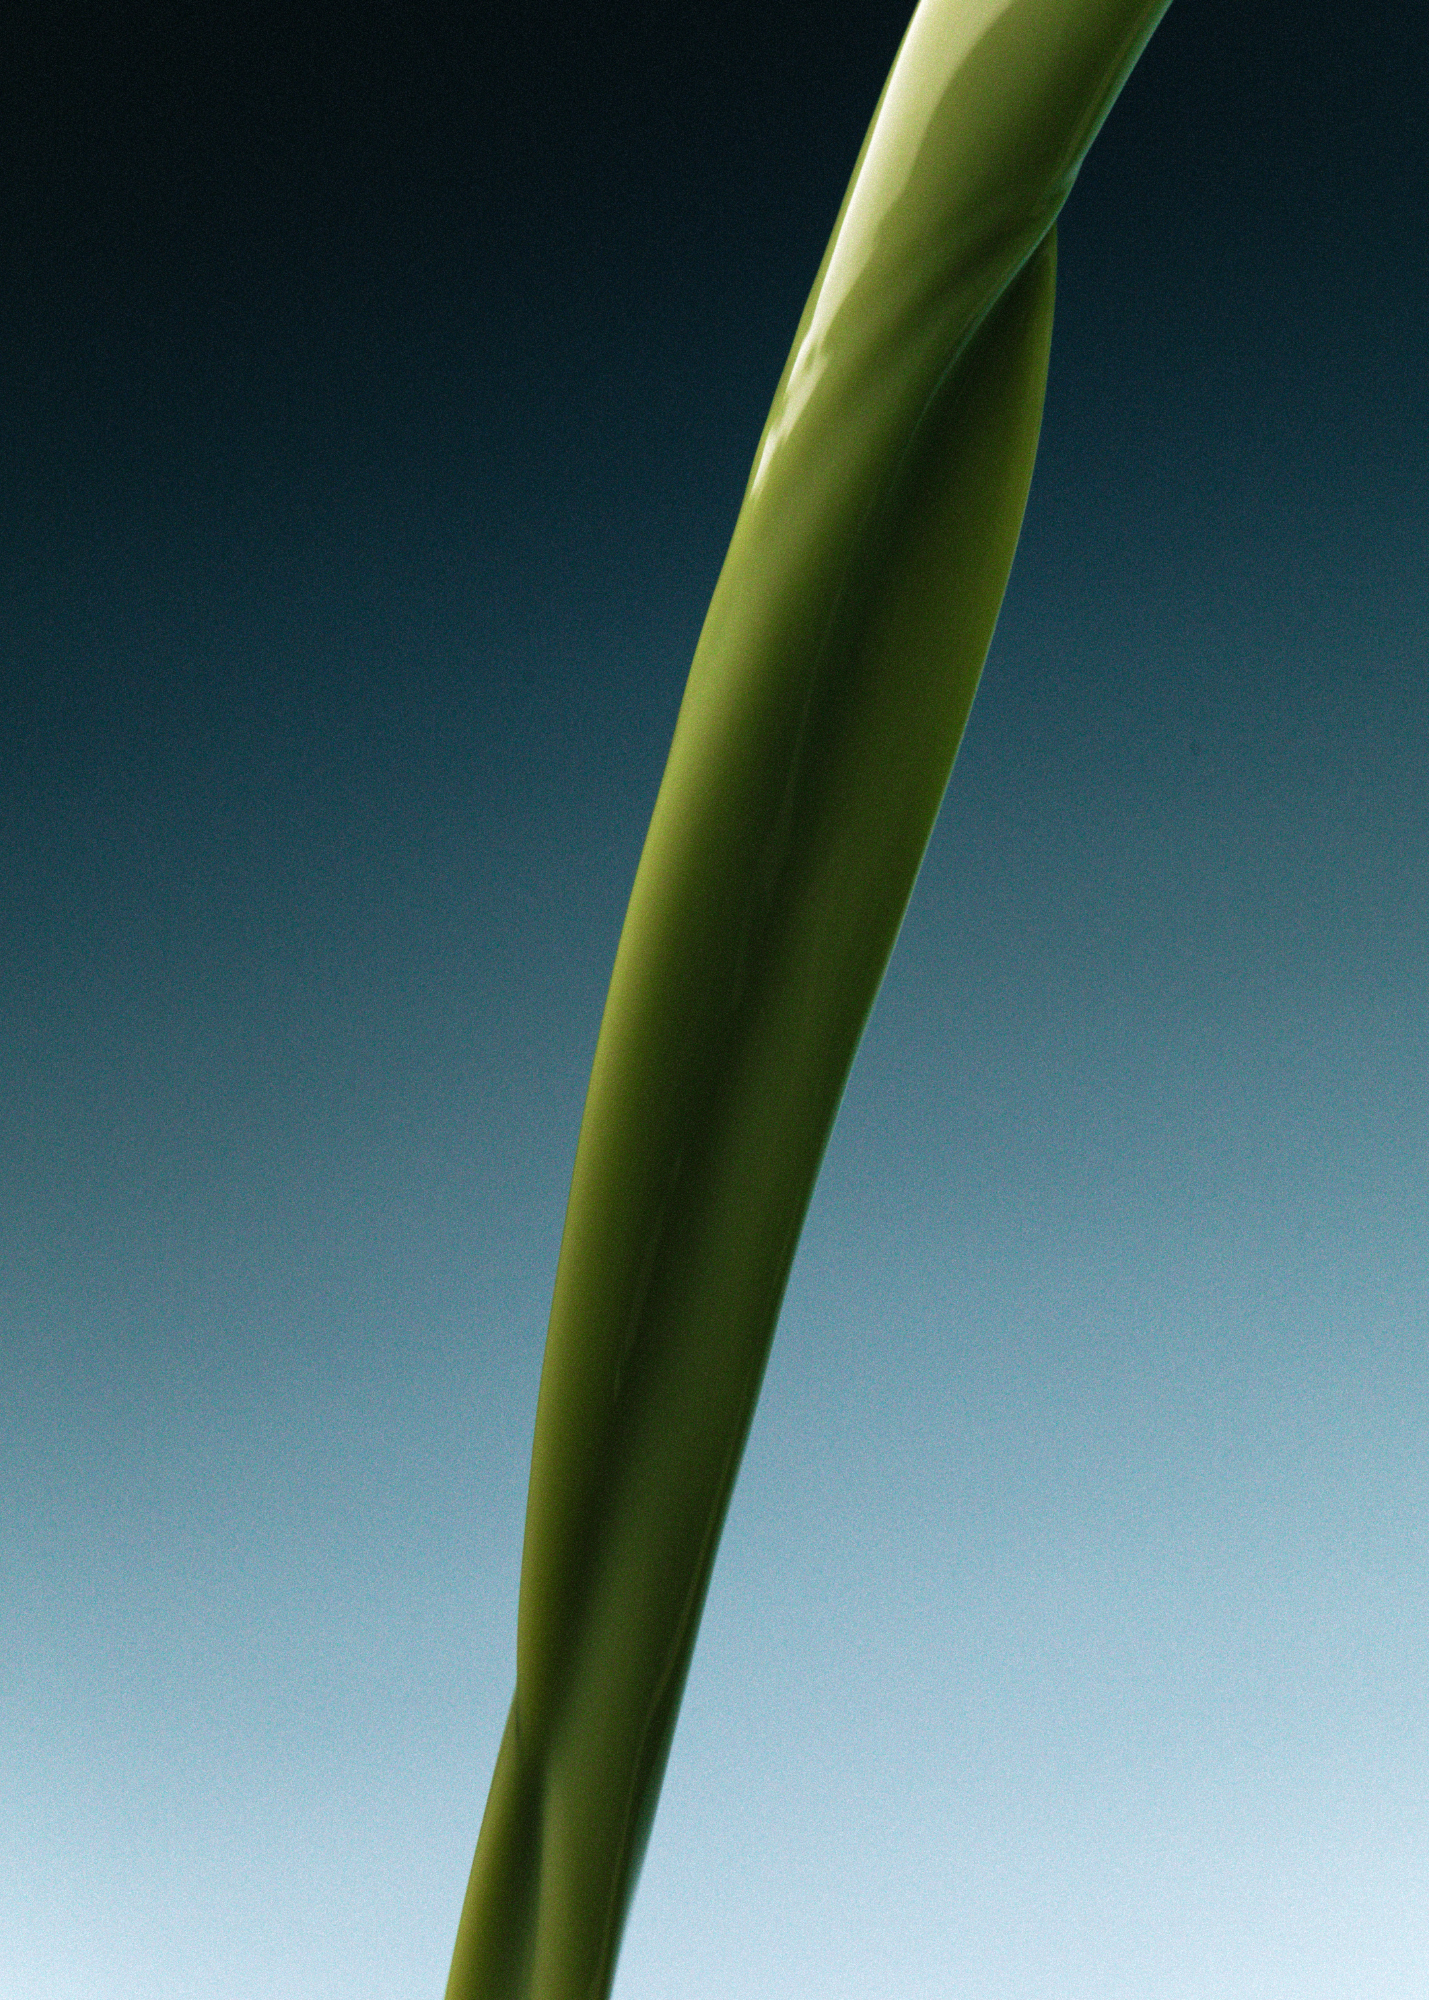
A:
447 3 1171 1994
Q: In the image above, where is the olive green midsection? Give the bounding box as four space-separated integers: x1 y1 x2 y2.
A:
496 234 1057 2000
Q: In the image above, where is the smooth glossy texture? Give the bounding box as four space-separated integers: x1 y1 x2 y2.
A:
447 2 1171 1994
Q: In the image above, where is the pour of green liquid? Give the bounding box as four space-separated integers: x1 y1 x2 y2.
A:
447 3 1172 1994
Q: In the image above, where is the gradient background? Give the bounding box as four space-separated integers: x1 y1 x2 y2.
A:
3 2 1426 1994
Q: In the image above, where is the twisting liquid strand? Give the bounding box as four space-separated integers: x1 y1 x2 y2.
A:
446 2 1173 1994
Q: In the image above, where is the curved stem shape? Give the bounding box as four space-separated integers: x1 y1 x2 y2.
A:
447 2 1171 1993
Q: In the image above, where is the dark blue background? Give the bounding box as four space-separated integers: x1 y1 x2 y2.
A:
4 3 1425 1991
